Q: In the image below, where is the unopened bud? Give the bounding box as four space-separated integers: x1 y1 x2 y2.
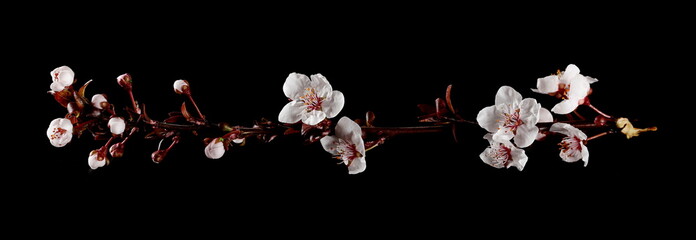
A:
108 117 126 135
173 80 190 95
151 150 167 163
117 73 133 90
88 149 108 170
91 94 109 110
109 142 125 158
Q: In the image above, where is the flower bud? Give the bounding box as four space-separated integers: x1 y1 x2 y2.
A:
91 94 109 110
47 118 74 147
173 80 190 95
108 117 126 135
117 73 133 90
67 102 78 114
88 149 108 170
109 142 125 158
152 150 167 163
204 138 225 159
51 66 74 88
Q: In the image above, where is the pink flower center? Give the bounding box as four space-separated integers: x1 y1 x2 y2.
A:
559 136 583 156
335 142 362 166
50 127 67 140
489 143 512 168
552 83 571 100
299 88 324 112
501 109 523 134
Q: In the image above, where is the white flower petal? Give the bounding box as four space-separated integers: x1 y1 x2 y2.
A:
476 105 499 133
320 136 341 155
551 99 579 115
509 147 528 171
302 110 327 126
549 123 571 136
567 75 591 100
278 101 305 124
560 64 580 83
513 124 538 148
532 75 559 94
335 117 362 145
310 74 333 97
581 144 589 167
322 91 344 118
479 147 504 169
108 117 126 135
347 157 366 174
550 122 587 139
283 73 310 100
560 149 583 163
586 76 598 84
492 129 514 143
50 82 65 92
495 86 523 106
538 107 553 123
519 98 540 125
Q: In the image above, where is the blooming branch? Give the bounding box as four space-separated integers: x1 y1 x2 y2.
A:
45 64 657 174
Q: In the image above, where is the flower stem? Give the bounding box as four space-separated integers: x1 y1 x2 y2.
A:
187 94 205 121
586 131 613 142
128 90 141 114
361 125 449 137
586 103 612 119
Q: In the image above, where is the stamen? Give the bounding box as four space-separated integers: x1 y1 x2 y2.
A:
299 88 324 112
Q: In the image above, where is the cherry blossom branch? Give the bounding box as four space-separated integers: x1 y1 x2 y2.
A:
46 64 657 174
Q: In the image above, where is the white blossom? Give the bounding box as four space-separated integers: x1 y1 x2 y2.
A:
49 66 74 92
279 73 345 126
532 64 598 114
476 86 542 148
480 134 528 171
320 117 366 174
46 118 73 147
550 123 589 166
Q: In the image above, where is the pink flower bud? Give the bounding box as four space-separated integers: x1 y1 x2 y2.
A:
109 142 125 158
204 138 225 159
152 150 167 163
108 117 126 135
117 73 133 90
88 149 108 170
173 80 190 95
91 94 109 110
46 118 73 147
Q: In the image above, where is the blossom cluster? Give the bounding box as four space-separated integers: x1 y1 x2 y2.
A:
46 64 656 174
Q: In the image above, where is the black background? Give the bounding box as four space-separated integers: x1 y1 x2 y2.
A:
10 4 692 234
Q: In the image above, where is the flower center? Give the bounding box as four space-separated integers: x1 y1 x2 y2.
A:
299 88 324 112
50 127 67 140
553 83 571 99
559 136 583 156
501 108 523 133
488 143 512 168
335 142 362 166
